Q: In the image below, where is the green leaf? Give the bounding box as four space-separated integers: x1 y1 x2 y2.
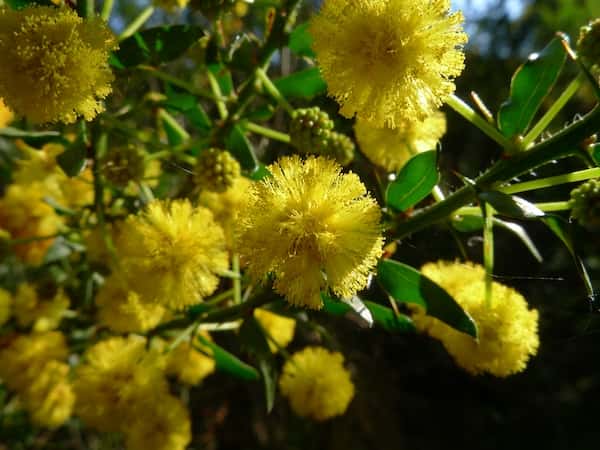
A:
207 63 234 97
110 26 205 69
0 127 65 147
163 87 212 134
4 0 54 9
289 23 315 58
249 164 272 181
322 294 415 333
322 294 373 326
590 143 600 166
226 125 258 172
56 141 86 177
273 68 326 100
493 218 543 262
479 191 545 219
498 35 568 137
377 259 477 337
452 215 484 232
386 151 439 211
196 334 260 381
227 33 261 72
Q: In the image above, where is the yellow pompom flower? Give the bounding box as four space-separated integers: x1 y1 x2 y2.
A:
118 199 228 310
355 112 447 172
279 347 354 421
59 167 94 208
237 155 383 309
311 0 467 128
96 275 166 333
165 337 215 385
0 331 68 392
0 288 11 326
0 183 63 265
414 261 540 377
125 393 191 450
254 308 296 353
13 284 69 332
153 0 190 12
0 97 13 127
0 6 117 124
73 336 168 432
21 360 74 428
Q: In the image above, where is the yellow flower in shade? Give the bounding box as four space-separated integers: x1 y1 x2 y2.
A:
311 0 467 128
59 167 94 208
21 360 74 429
96 275 166 334
279 347 354 421
355 112 447 172
237 156 383 309
13 284 69 332
198 175 252 247
0 6 117 124
0 288 11 326
254 308 296 353
0 183 63 265
73 336 168 432
153 0 190 12
0 97 13 127
0 331 68 392
125 393 191 450
413 261 540 377
118 199 228 310
165 337 215 385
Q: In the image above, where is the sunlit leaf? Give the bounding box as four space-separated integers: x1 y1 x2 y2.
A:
197 334 260 381
289 23 315 58
386 151 439 212
227 125 258 171
479 191 545 219
273 68 326 99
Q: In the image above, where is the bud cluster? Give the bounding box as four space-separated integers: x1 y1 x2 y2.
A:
195 148 241 192
102 145 147 187
569 178 600 229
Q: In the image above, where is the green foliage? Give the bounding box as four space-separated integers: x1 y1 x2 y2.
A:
197 334 260 381
273 67 327 99
386 151 439 212
478 191 545 219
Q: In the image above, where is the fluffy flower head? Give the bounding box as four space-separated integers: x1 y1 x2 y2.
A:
414 261 540 377
118 199 228 310
311 0 466 127
237 156 383 309
13 284 69 332
0 97 13 127
279 346 354 421
254 308 296 352
0 6 117 124
165 337 215 385
355 112 446 172
0 288 11 327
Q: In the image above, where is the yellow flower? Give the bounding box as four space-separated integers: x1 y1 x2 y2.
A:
59 167 94 208
0 331 68 392
414 261 540 377
125 393 191 450
355 112 447 172
165 337 215 385
73 335 168 432
21 360 74 429
279 346 354 421
254 308 295 353
237 155 383 309
0 97 13 127
0 288 11 326
198 175 252 247
311 0 467 128
0 6 117 124
0 183 63 265
153 0 190 12
13 284 69 332
118 199 228 310
96 275 166 334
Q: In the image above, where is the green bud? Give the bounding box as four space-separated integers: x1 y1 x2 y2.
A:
325 131 355 166
195 148 241 193
569 178 600 229
577 19 600 69
102 145 147 187
290 107 335 154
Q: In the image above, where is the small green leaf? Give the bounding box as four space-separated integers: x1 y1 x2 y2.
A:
111 26 205 68
207 63 234 97
377 259 477 337
322 294 373 327
226 125 258 172
197 334 260 381
289 23 315 58
498 35 568 137
56 141 86 177
452 215 484 232
590 143 600 166
386 151 439 211
493 218 543 262
227 33 261 72
273 68 326 100
249 164 272 181
163 87 212 134
479 191 545 219
0 127 65 147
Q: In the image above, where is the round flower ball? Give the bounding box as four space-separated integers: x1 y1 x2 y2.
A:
311 0 467 128
0 6 117 124
237 155 383 309
414 261 539 377
279 347 354 421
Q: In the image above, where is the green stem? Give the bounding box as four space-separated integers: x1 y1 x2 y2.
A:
483 204 494 307
7 232 64 246
206 70 229 120
446 94 513 150
158 109 190 142
522 73 585 148
138 66 217 101
245 122 291 143
119 6 155 41
255 68 294 115
77 0 95 19
499 167 600 194
232 253 242 304
391 104 600 239
456 201 571 216
101 0 115 21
